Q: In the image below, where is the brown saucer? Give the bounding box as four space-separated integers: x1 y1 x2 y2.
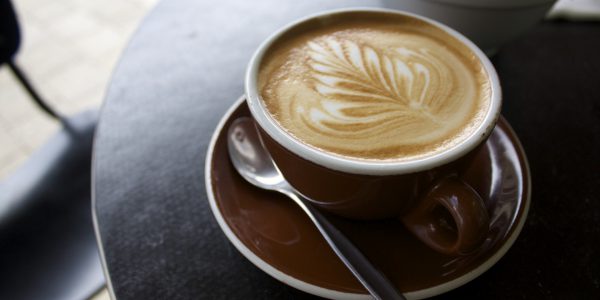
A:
205 97 531 299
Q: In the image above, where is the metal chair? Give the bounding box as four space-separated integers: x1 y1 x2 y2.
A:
0 0 105 299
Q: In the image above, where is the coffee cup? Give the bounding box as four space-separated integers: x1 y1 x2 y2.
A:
244 8 501 256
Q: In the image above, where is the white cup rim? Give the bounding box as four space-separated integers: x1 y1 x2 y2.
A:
245 8 502 176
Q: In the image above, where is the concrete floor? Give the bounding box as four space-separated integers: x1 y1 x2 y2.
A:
0 0 157 180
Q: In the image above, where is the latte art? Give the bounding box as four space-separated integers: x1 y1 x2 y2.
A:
307 38 463 141
259 16 491 161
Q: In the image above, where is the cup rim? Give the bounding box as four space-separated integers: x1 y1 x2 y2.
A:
245 7 502 176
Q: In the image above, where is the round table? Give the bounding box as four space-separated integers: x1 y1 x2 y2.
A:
92 0 600 298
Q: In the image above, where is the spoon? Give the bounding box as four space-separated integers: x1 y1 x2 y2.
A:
227 117 405 300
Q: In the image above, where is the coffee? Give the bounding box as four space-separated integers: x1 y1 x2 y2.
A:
258 12 491 161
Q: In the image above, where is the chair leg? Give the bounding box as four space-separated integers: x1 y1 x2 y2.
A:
7 60 65 122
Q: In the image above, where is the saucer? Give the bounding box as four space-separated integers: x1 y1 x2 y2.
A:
205 97 531 299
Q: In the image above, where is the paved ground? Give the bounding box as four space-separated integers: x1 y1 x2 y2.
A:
0 0 157 179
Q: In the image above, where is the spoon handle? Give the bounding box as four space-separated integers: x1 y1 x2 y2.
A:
283 188 406 300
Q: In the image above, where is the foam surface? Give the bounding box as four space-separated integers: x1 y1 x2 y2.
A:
258 14 491 161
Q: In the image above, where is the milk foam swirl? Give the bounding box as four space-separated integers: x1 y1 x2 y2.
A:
259 21 490 161
308 38 454 135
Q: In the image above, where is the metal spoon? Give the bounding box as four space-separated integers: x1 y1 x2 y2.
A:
227 117 405 300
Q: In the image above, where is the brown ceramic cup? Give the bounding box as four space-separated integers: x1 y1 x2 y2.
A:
244 9 502 256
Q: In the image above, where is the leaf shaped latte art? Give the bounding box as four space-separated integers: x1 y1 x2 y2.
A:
258 28 486 161
304 37 461 138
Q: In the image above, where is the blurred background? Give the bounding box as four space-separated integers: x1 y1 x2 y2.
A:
0 0 157 179
1 0 157 299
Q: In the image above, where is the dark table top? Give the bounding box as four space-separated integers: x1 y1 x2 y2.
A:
92 0 600 299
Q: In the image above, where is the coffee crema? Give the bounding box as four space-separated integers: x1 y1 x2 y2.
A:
258 12 491 161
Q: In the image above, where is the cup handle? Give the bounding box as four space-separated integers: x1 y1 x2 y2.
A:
401 177 490 256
